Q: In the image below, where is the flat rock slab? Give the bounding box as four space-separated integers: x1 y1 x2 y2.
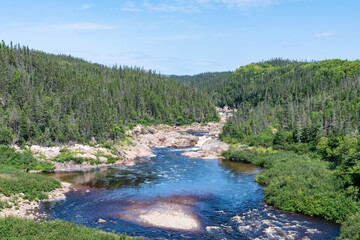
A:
117 195 201 231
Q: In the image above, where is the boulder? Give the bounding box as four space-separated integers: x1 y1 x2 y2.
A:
201 138 229 153
139 134 161 147
97 218 107 224
98 156 108 163
148 127 156 134
141 127 150 134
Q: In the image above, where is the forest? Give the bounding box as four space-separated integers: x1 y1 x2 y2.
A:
174 59 360 238
0 41 218 146
170 71 232 101
213 59 360 239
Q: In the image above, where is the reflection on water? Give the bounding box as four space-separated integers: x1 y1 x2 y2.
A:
48 164 158 190
219 160 261 175
41 147 340 239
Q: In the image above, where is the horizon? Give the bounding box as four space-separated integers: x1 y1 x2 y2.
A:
1 0 359 75
2 39 356 76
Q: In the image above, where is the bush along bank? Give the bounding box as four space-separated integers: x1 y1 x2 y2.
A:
221 127 360 238
223 148 359 223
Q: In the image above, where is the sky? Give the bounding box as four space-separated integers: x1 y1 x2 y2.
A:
1 0 359 75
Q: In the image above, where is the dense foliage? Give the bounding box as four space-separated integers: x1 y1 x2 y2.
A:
339 212 360 239
221 59 360 138
0 41 218 145
0 217 135 240
0 164 60 201
222 149 359 222
171 71 232 101
0 145 54 172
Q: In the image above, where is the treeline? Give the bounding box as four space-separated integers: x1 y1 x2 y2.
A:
0 41 218 145
221 59 360 139
170 71 232 102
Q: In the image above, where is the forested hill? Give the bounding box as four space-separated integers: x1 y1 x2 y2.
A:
220 59 360 138
0 41 218 145
219 59 360 236
170 71 232 95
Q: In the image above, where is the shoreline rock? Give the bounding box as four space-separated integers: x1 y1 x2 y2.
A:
12 110 231 171
0 181 71 220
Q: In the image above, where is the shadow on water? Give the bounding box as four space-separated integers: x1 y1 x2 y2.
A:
41 147 340 239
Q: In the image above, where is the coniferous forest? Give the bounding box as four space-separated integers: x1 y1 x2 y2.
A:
0 41 218 145
170 71 232 99
177 59 360 238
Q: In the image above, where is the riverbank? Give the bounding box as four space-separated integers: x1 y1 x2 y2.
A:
221 147 359 224
38 144 341 239
0 181 71 220
14 110 231 172
1 110 231 230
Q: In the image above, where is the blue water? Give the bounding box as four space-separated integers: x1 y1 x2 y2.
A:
41 147 340 239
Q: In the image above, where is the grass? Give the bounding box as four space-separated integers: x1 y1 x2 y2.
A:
0 164 61 201
0 217 137 240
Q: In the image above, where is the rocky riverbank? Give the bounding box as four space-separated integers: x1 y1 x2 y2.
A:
0 182 71 220
2 110 231 221
19 110 231 172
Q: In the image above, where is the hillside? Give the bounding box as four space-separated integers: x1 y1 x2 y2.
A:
0 41 218 145
220 59 360 138
170 71 232 101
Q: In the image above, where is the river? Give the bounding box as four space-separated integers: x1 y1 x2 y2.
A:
40 136 340 239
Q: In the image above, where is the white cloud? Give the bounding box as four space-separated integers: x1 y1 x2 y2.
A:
143 2 200 13
121 7 143 12
153 34 198 41
80 3 95 9
314 32 336 37
59 22 115 31
120 0 288 14
217 0 280 8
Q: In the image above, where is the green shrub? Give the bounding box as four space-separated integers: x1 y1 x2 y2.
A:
339 212 360 239
0 145 54 172
258 156 359 222
246 128 275 148
222 149 360 223
102 142 113 149
53 148 100 165
0 217 136 240
95 151 120 164
106 157 118 164
0 164 60 201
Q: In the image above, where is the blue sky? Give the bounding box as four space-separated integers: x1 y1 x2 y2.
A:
1 0 359 75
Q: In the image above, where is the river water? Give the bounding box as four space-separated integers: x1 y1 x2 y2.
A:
40 141 340 239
